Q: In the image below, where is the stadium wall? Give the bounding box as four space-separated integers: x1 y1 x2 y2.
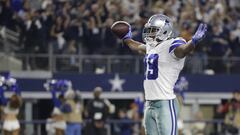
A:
1 71 239 104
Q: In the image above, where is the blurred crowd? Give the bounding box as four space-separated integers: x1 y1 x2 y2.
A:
0 77 145 135
45 81 144 135
213 90 240 135
0 0 240 73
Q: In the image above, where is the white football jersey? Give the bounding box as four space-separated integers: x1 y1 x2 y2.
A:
143 37 186 100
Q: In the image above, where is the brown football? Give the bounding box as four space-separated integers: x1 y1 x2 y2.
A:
111 21 130 39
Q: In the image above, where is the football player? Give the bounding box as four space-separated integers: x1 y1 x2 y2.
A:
122 14 207 135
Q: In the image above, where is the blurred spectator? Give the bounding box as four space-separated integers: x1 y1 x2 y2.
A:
63 89 83 135
101 17 118 54
0 0 14 30
230 21 240 57
121 0 141 24
23 10 44 69
0 77 22 135
127 102 140 135
48 90 66 135
85 86 110 121
23 10 43 53
224 98 240 134
74 2 90 53
114 108 132 135
209 24 231 73
50 15 68 54
85 86 114 135
212 99 229 134
230 21 240 73
84 114 107 135
133 97 145 135
191 111 206 135
180 21 193 41
215 99 229 121
134 96 144 118
86 3 103 54
84 87 110 135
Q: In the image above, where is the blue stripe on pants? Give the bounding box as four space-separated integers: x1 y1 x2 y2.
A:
173 100 177 135
169 99 176 135
143 98 179 135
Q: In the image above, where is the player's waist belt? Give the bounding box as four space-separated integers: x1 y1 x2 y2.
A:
145 99 176 107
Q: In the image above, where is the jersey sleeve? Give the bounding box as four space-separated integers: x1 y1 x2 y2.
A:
169 37 187 59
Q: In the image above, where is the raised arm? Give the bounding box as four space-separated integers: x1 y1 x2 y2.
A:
122 27 146 54
174 23 207 58
50 83 72 113
50 89 62 108
0 86 7 106
12 84 21 96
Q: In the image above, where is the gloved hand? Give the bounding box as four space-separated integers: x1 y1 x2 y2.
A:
122 26 132 40
192 23 207 45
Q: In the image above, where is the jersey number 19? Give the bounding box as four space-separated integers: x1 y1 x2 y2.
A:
144 54 159 80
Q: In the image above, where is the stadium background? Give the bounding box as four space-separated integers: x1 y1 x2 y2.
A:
0 0 240 135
